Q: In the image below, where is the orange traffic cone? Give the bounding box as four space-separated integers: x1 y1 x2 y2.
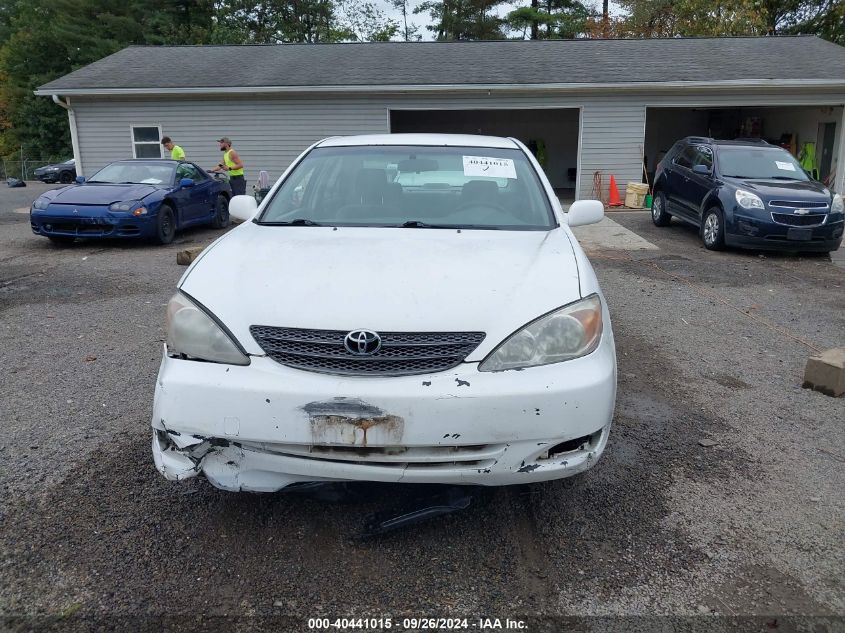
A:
608 175 623 207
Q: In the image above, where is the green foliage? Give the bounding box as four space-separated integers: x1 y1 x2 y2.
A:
612 0 843 40
336 1 399 42
415 0 507 40
506 1 592 39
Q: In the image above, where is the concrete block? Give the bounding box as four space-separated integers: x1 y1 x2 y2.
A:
802 348 845 397
176 246 205 266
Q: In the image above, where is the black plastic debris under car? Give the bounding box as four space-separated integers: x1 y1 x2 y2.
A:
285 482 480 539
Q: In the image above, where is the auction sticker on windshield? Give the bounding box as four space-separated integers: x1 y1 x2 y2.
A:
775 161 796 171
463 156 517 179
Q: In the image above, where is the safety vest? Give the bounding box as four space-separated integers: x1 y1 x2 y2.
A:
224 149 243 177
799 143 818 180
170 145 185 160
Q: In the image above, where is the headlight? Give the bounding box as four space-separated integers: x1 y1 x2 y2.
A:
735 189 764 210
832 194 844 214
109 200 143 212
479 294 603 372
32 197 50 210
165 292 250 365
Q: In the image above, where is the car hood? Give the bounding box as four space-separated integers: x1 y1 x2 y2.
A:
180 223 583 359
44 183 163 205
725 177 831 202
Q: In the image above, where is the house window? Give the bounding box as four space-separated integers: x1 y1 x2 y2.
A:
131 125 162 158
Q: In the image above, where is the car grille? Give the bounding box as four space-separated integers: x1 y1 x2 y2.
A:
768 200 829 210
771 213 827 227
250 326 485 376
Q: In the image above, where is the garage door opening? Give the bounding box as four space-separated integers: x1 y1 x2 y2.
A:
644 105 844 191
390 108 580 199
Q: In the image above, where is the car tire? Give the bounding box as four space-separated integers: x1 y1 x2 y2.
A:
211 194 230 230
701 207 725 251
651 191 671 226
155 204 177 245
48 236 76 247
59 172 73 184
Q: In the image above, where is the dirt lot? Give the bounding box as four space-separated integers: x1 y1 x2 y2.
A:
1 184 843 631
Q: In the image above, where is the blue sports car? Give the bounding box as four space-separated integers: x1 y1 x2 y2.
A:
30 159 232 245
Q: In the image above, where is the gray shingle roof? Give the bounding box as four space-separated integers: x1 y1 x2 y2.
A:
37 36 845 93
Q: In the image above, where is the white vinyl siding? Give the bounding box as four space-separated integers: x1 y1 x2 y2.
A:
72 88 845 200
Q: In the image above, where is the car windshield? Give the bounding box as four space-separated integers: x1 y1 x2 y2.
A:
717 147 809 181
88 162 174 185
258 145 555 230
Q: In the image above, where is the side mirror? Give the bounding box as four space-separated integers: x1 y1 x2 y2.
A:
567 200 604 227
179 178 194 188
228 194 258 222
692 164 711 175
75 176 85 184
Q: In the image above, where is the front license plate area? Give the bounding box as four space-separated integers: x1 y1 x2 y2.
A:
787 228 812 241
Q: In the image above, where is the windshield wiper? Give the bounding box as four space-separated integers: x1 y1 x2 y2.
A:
399 220 453 228
263 218 323 226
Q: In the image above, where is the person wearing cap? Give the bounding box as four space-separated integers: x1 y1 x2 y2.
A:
160 137 185 160
211 137 246 196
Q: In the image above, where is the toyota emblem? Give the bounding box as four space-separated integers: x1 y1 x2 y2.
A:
344 329 382 356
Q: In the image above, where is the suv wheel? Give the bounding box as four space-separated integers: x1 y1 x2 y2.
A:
651 191 671 226
702 207 725 250
60 171 73 184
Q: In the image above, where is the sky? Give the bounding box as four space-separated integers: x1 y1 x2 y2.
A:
380 0 623 40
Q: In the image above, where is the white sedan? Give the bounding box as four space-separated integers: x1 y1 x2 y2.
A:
152 134 616 492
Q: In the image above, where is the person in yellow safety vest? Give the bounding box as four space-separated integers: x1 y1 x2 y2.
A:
798 142 819 180
211 136 246 196
160 136 185 160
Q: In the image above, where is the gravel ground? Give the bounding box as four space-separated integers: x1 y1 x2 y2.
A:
1 187 843 631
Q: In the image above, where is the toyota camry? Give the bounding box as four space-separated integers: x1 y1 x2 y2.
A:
152 134 616 492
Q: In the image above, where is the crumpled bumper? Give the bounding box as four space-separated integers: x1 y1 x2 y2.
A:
151 331 617 492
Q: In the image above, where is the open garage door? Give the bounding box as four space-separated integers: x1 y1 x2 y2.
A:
644 105 844 191
390 108 580 199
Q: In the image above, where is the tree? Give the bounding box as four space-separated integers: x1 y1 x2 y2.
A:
610 0 763 38
415 0 506 40
506 0 592 39
755 0 844 43
336 0 400 42
211 0 344 44
391 0 422 41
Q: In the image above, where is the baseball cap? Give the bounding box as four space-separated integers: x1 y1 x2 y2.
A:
217 137 231 144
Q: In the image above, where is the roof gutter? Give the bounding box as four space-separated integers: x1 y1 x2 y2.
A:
34 78 845 97
51 95 83 176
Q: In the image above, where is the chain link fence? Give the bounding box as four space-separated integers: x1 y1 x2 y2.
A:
1 158 64 181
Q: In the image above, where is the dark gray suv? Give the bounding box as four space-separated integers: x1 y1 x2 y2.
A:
651 137 843 253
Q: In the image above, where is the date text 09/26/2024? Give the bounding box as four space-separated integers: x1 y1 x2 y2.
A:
307 617 528 630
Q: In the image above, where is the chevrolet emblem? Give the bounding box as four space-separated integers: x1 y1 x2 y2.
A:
793 209 810 215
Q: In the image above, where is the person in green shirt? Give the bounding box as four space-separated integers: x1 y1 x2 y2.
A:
161 136 185 160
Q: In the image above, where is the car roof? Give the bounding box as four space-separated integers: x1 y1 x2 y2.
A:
682 136 772 148
316 133 521 149
111 158 181 164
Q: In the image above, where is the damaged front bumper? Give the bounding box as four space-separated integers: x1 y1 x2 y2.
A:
151 334 616 492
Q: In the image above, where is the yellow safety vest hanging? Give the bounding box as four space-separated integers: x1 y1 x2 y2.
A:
798 143 818 180
224 149 243 177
